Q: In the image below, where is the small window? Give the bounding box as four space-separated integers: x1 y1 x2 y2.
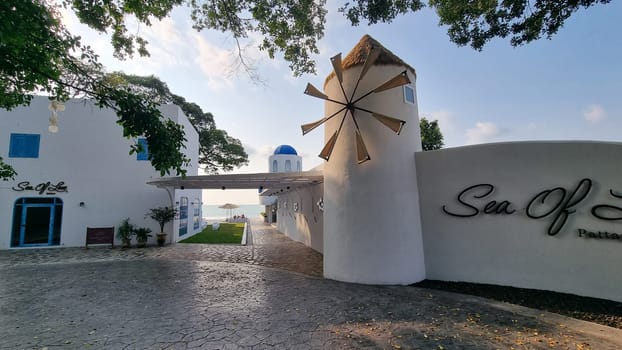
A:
272 160 278 172
297 161 301 172
285 160 291 172
137 138 149 161
179 197 188 236
403 85 415 105
9 133 40 158
193 198 201 230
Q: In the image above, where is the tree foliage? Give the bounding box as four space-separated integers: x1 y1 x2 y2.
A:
111 73 249 174
1 1 611 178
66 0 326 76
342 0 611 50
0 156 17 181
1 0 189 176
420 117 444 151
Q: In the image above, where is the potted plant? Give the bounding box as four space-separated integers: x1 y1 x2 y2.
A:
117 218 135 248
146 206 177 247
134 227 152 248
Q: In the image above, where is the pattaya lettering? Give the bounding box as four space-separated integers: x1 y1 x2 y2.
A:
12 181 68 195
577 229 622 241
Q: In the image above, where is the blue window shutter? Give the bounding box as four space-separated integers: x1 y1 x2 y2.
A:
137 138 149 161
9 134 40 158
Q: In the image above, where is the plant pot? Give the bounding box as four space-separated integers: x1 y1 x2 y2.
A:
121 238 131 248
136 237 147 248
156 233 167 247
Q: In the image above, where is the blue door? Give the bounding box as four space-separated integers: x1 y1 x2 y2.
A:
12 198 63 247
20 204 55 246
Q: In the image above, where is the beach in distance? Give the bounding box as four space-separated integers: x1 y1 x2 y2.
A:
202 204 264 222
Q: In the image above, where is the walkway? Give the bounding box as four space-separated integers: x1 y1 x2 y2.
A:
0 220 323 277
1 222 621 349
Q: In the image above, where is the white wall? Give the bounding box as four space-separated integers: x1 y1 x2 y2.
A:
0 97 201 248
416 141 622 302
275 183 324 253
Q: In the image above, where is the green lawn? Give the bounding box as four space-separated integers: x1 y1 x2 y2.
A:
179 223 245 244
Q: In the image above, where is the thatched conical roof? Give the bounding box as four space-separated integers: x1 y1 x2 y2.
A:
325 34 416 87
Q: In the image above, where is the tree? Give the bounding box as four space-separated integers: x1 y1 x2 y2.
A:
2 1 611 177
0 156 17 181
420 117 444 151
111 73 249 174
1 1 189 177
341 0 612 50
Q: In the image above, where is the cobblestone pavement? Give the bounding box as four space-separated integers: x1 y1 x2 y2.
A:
1 222 621 349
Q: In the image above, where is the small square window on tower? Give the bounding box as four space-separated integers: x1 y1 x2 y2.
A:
9 133 40 158
403 85 415 105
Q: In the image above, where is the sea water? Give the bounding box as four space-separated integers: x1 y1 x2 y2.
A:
202 204 264 222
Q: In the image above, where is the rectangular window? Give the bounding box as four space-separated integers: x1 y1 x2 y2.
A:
136 138 149 161
193 198 201 230
403 85 415 105
9 133 40 158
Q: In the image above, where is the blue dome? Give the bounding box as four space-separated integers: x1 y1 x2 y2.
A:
274 145 298 155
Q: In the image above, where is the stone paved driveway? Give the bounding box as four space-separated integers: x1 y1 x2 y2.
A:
1 222 620 349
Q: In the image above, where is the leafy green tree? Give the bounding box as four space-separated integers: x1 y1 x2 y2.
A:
420 117 444 151
1 1 611 177
1 1 189 176
111 73 249 174
0 156 17 181
341 0 611 50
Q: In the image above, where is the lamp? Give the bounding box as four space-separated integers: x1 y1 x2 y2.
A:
48 101 64 133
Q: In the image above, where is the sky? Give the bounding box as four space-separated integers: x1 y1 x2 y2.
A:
60 2 622 204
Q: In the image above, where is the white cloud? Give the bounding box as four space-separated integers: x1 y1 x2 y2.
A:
191 32 236 91
466 122 503 145
583 104 607 123
257 145 276 158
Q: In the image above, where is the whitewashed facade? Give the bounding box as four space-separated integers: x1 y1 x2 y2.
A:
0 97 202 248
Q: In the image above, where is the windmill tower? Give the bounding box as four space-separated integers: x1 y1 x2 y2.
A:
302 35 425 284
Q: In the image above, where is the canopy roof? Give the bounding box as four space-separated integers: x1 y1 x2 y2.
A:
147 170 323 196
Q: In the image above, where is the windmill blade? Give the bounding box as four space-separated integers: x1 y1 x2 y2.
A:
304 83 329 100
330 53 343 83
318 130 340 161
373 71 411 93
301 119 327 135
354 128 371 164
358 47 382 83
371 112 406 135
301 106 347 135
349 47 382 101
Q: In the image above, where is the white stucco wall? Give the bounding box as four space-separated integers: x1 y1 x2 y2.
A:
322 64 426 284
0 97 201 248
275 183 324 253
416 141 622 302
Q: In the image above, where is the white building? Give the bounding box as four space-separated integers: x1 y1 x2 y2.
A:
148 35 622 303
0 96 202 248
269 145 302 173
260 145 304 223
